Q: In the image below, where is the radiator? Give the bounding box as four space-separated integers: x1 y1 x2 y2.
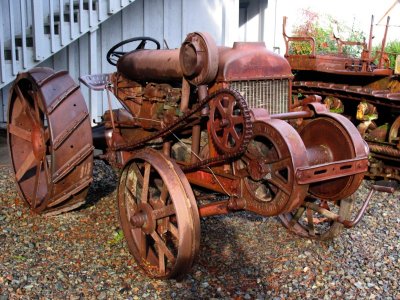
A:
230 79 290 114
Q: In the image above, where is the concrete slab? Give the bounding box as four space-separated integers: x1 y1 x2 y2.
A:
0 129 10 165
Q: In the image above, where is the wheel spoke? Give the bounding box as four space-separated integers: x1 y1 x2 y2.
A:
306 207 315 236
15 150 36 181
43 128 50 143
136 229 147 257
150 231 176 264
216 100 227 118
8 123 31 142
168 222 179 239
268 157 292 173
214 119 222 132
160 184 169 204
32 91 42 125
232 115 244 125
141 162 151 203
158 246 166 275
289 206 306 227
42 156 51 192
15 86 35 121
222 129 230 147
15 85 28 106
229 127 241 143
32 160 43 208
227 98 235 116
125 186 138 209
131 163 144 185
266 173 291 195
153 204 175 220
320 200 330 210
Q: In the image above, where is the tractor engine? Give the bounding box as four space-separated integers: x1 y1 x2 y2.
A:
100 33 293 161
114 35 291 115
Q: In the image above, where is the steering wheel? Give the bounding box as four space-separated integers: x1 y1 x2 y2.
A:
106 37 161 66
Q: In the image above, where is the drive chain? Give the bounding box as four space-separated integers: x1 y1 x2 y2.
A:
111 88 253 171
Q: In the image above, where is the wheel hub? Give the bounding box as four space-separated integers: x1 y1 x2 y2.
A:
130 202 155 234
248 159 268 181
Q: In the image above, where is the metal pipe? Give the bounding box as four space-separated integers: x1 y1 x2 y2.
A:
180 78 190 113
378 16 390 69
271 110 314 120
106 86 117 132
191 85 208 163
367 15 374 55
198 201 230 217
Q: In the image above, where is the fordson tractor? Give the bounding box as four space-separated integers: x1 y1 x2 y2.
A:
7 32 387 278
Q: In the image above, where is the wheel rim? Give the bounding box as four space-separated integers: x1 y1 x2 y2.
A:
118 149 200 279
8 68 93 215
239 119 309 216
279 197 353 240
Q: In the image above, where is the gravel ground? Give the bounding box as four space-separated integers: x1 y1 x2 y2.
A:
0 160 399 299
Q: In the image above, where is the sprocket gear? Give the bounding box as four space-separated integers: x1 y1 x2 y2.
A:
209 89 252 155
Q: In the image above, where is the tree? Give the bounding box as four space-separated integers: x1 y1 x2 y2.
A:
289 9 365 57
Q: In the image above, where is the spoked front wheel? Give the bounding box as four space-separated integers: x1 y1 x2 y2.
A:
117 148 200 279
279 197 353 240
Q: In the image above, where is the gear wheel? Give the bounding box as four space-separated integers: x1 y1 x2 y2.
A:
209 89 252 155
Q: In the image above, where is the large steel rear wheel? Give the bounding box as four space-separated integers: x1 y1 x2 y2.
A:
279 112 367 240
118 148 200 279
237 118 309 216
7 68 93 215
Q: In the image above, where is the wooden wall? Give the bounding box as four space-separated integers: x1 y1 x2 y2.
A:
0 0 240 123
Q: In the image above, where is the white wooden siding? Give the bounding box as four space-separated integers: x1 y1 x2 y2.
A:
0 0 240 123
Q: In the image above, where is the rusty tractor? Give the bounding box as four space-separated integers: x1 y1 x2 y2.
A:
283 15 400 182
7 32 390 279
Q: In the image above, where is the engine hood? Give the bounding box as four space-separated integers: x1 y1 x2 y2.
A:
116 41 293 83
216 42 293 82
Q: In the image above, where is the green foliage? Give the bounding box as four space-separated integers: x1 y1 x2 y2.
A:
373 40 400 69
289 9 365 57
108 229 124 245
13 255 27 261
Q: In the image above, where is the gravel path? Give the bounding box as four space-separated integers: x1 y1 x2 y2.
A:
0 160 399 299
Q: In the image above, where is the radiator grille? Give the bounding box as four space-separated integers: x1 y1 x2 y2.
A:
230 79 290 114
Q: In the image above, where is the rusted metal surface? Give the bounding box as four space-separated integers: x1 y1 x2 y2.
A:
8 31 372 278
279 184 394 239
298 112 368 201
117 148 200 279
117 49 182 82
239 115 309 216
217 42 293 82
7 67 93 215
283 16 400 182
209 88 252 154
